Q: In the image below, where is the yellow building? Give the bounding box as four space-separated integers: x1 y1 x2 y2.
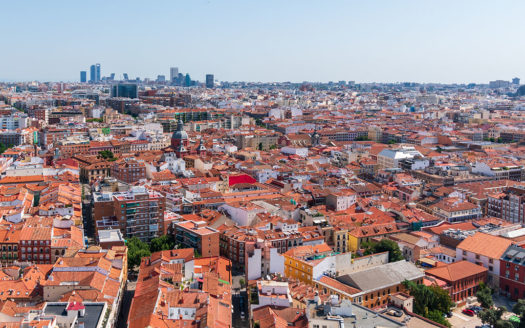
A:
347 223 400 252
283 243 333 283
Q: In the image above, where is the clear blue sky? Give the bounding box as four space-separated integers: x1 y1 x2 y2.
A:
1 0 524 83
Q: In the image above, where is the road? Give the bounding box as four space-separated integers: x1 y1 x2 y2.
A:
232 289 249 328
116 281 136 328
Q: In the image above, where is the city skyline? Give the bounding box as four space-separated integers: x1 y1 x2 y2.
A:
1 0 524 83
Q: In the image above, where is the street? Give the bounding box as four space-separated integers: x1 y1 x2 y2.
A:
116 281 136 328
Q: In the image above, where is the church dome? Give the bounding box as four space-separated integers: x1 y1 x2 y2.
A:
171 119 188 140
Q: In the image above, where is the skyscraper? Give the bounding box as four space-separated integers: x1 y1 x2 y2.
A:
170 67 179 83
184 74 191 87
89 63 101 83
123 73 129 81
90 65 96 83
96 63 101 82
80 71 87 83
513 77 520 85
206 74 214 88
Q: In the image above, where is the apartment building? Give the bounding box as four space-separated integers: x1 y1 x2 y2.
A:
488 187 525 224
456 232 513 288
111 157 147 183
93 186 166 241
173 220 220 257
500 245 525 301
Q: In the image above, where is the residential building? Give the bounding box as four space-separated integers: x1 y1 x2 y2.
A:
456 232 513 287
500 245 525 300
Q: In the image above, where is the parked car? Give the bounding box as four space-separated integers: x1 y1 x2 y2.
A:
462 309 476 316
240 311 245 320
444 311 453 318
469 306 482 314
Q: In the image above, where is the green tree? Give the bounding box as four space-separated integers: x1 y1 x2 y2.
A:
127 237 151 269
367 239 404 262
149 235 176 253
479 307 506 327
239 278 245 288
495 320 515 328
427 310 451 327
0 143 12 154
98 150 115 160
403 280 454 327
513 299 525 328
476 282 494 308
258 142 263 151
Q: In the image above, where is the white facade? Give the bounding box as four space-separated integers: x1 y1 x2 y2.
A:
456 247 500 287
281 147 308 157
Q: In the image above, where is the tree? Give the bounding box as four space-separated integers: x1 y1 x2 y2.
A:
513 299 525 328
258 142 263 151
427 310 451 327
0 143 12 154
365 239 404 262
479 307 506 327
495 320 515 328
98 150 115 160
403 280 454 327
476 282 494 308
127 237 151 269
149 235 176 253
239 278 245 288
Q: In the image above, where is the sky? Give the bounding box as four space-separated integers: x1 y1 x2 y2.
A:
1 0 524 83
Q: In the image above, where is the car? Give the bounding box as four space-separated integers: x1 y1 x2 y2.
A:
469 306 482 314
462 309 476 316
445 311 453 318
240 311 245 320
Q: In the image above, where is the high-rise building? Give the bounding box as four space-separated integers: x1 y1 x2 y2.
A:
89 63 101 83
205 74 214 88
109 73 115 81
80 71 87 83
157 75 166 82
170 67 179 83
96 63 101 82
184 73 191 87
90 65 96 82
111 83 138 98
123 73 129 81
513 77 520 85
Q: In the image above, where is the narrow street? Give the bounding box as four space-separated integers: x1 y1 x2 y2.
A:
117 281 136 328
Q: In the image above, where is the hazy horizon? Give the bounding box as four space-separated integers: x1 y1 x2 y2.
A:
1 0 524 84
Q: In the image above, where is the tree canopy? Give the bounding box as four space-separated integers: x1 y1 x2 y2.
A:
127 237 151 269
98 150 117 161
403 280 453 327
476 282 494 309
149 234 176 253
363 239 404 262
513 299 525 328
